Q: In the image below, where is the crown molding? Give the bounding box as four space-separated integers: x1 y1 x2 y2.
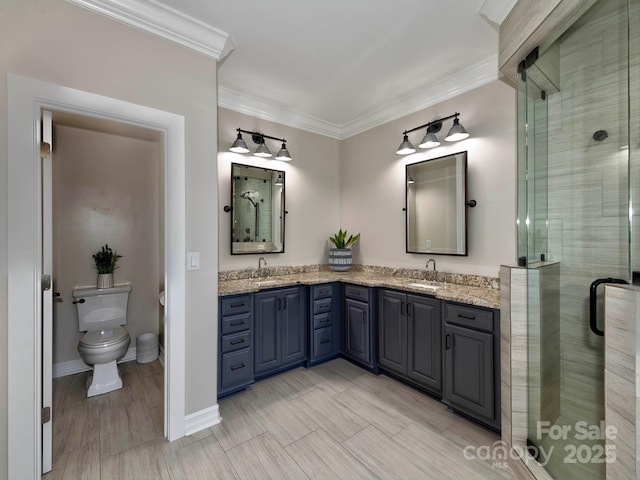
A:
479 0 519 31
218 87 344 139
220 55 498 140
67 0 235 61
340 55 499 138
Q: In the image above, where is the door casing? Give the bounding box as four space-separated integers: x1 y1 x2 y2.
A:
7 73 187 479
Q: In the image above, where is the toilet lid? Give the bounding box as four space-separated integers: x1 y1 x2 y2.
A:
80 327 129 348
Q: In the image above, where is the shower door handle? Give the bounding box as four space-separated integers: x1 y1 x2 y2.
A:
589 277 628 336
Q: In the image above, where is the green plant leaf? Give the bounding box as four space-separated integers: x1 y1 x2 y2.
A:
328 229 360 249
92 243 122 274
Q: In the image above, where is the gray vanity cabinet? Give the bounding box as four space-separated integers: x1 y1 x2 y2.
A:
442 302 500 430
378 289 441 394
218 294 254 398
342 284 377 369
308 283 340 365
254 286 307 377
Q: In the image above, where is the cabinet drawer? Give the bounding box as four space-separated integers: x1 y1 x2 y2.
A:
344 284 368 301
221 295 251 316
313 312 333 329
313 326 334 358
221 312 251 335
221 348 253 389
313 284 333 299
313 297 332 314
445 303 493 332
221 330 251 353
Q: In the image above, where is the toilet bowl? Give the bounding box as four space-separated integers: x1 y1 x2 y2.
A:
73 284 132 397
78 326 130 396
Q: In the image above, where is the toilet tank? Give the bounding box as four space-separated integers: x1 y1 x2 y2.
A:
73 284 132 332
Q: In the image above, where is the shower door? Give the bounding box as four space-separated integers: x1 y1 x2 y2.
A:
517 0 637 478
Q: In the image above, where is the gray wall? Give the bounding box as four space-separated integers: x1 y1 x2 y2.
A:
218 107 342 270
341 80 517 277
219 81 517 277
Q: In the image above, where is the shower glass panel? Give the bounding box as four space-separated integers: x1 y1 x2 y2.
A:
518 0 636 478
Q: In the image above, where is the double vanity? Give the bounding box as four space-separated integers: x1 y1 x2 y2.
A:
218 267 501 431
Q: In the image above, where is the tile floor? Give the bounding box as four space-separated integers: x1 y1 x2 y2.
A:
44 358 534 479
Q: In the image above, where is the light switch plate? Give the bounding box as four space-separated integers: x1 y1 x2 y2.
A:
187 252 200 271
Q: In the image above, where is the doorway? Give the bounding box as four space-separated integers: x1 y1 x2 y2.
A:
7 74 186 479
48 110 165 471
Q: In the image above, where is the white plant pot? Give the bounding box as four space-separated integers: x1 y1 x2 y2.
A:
97 273 114 289
329 248 353 272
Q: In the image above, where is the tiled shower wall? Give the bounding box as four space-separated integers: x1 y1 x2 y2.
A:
233 176 273 243
545 0 640 427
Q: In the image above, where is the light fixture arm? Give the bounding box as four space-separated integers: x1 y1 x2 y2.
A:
402 112 460 136
236 128 286 145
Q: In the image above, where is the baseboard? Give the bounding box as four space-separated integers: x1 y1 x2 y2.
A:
184 404 222 436
52 346 137 378
159 344 165 368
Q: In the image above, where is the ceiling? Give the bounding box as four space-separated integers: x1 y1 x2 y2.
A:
152 0 507 138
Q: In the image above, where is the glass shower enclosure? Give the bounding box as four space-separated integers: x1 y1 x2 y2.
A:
517 0 638 478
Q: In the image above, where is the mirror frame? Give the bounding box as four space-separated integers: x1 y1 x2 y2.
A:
405 151 468 256
230 162 286 255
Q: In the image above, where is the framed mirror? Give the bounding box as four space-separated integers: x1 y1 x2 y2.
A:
406 151 468 256
231 163 285 255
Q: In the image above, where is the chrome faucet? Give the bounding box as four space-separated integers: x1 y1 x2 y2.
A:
426 258 436 273
258 257 267 277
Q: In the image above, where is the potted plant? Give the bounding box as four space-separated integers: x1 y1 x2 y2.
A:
92 244 122 289
328 229 360 272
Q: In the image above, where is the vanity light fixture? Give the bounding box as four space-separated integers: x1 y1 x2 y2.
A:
254 139 272 158
275 174 284 186
229 128 293 161
275 142 292 161
407 172 415 184
445 116 469 142
229 131 250 153
397 112 469 155
396 134 416 155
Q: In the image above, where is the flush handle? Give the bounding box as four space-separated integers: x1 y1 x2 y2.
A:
72 298 85 304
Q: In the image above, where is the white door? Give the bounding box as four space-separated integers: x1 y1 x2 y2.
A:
41 109 53 474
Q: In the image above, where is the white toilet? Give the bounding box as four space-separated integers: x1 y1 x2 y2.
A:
73 284 132 397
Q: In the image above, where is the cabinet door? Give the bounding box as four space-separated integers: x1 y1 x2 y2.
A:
407 295 441 391
378 290 407 374
344 298 370 364
254 292 281 373
281 287 306 365
443 323 494 420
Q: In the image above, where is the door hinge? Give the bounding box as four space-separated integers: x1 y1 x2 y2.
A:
41 274 51 291
40 141 51 159
41 406 51 424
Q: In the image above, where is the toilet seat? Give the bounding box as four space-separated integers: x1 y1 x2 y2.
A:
80 326 129 349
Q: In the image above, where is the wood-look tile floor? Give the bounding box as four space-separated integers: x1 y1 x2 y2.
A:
44 358 533 480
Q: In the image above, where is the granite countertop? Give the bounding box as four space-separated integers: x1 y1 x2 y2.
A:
218 270 500 309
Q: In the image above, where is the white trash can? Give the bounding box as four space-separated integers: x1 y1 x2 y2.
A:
136 333 159 364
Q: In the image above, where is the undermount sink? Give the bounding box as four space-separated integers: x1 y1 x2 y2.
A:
405 282 441 291
252 279 279 286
